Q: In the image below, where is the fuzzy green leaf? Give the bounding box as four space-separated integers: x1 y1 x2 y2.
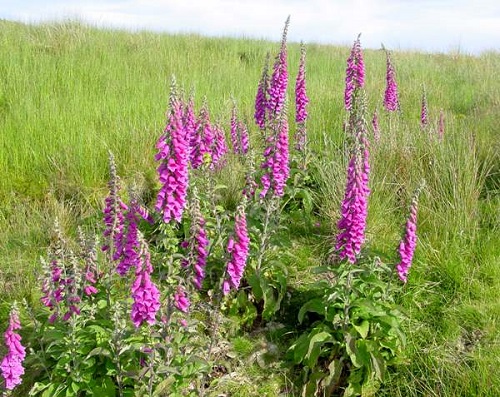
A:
354 320 370 339
298 298 326 323
306 331 334 368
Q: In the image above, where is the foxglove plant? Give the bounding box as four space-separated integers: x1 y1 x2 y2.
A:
184 92 198 167
186 192 209 289
130 234 161 327
155 77 190 223
40 220 82 323
211 123 228 169
336 92 370 263
197 100 215 166
173 286 190 313
102 151 127 258
116 200 141 276
295 42 309 152
0 305 26 391
243 152 259 199
396 187 422 283
272 109 290 197
222 202 250 295
259 17 290 199
344 34 365 111
239 121 250 155
77 229 99 296
420 88 429 128
40 256 64 322
383 48 399 112
255 53 270 131
267 16 290 119
260 108 290 198
230 101 250 155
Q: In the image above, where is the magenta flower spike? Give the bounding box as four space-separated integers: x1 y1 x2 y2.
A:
222 203 250 295
82 234 99 296
184 93 198 166
116 202 140 276
295 43 309 151
239 121 250 155
102 152 128 258
295 43 309 124
1 306 26 391
173 286 190 313
130 235 161 327
199 101 214 161
272 112 290 197
212 124 228 169
335 153 368 263
267 16 290 119
255 53 270 130
336 93 370 263
155 77 190 223
261 105 290 199
383 49 399 112
420 88 429 129
40 257 64 313
396 189 421 283
344 34 365 111
187 194 209 289
116 198 154 277
230 101 250 155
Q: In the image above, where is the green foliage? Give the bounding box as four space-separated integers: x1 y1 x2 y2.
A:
0 19 499 397
289 259 406 396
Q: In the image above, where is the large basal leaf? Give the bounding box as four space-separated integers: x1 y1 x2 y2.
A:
298 298 326 323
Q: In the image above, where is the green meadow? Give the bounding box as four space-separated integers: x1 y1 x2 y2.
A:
0 19 499 395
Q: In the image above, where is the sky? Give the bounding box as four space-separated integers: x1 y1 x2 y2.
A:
1 0 500 54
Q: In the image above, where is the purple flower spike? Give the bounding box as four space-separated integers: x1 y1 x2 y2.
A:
231 101 250 155
174 286 190 313
336 94 370 263
267 16 290 118
184 93 198 167
82 235 99 296
344 34 365 111
102 152 128 257
260 108 290 199
239 121 250 155
396 189 422 283
187 194 209 289
131 236 161 327
222 203 250 295
155 77 190 223
272 114 290 197
1 306 26 391
383 49 399 112
116 202 140 276
295 43 309 124
212 124 228 169
295 43 309 151
255 53 270 130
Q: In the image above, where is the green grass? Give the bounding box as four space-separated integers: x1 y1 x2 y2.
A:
0 19 499 396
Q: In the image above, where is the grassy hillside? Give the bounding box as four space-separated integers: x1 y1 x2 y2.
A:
0 20 499 396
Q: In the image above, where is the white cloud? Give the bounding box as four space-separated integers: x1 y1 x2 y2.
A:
1 0 499 54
